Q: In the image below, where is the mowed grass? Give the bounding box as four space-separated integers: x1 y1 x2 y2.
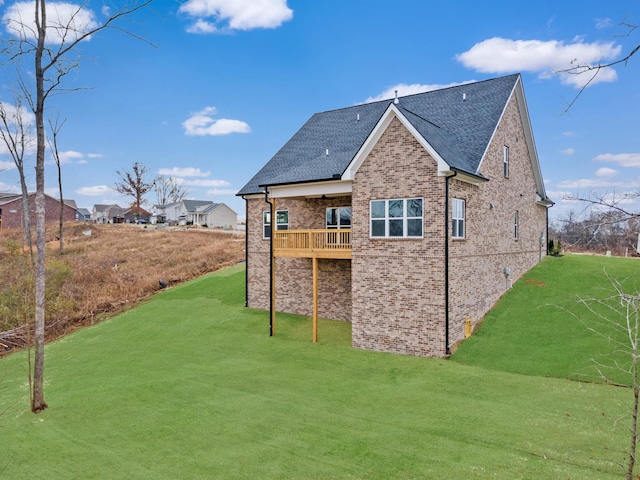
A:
452 254 640 385
0 261 636 479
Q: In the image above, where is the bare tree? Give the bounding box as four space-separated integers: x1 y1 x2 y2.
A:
2 0 153 413
552 206 640 255
0 97 35 263
115 161 155 208
574 274 640 480
154 175 189 206
47 115 66 252
560 18 639 112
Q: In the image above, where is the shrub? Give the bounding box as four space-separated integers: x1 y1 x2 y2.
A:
548 238 562 256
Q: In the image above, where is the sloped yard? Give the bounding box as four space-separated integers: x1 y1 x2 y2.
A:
0 260 635 479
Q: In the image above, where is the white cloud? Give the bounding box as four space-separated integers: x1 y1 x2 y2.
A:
456 37 621 88
555 178 640 189
57 150 85 165
157 167 210 177
183 107 251 136
561 131 576 137
0 160 16 171
179 0 293 33
560 147 575 155
185 19 218 34
0 181 18 193
207 188 237 197
76 185 115 196
3 2 99 44
594 153 640 168
595 167 618 178
185 179 230 188
364 81 474 103
595 17 614 29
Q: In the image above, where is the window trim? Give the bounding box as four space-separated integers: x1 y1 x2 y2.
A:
370 198 423 239
326 206 352 229
503 145 509 178
263 209 289 239
514 210 519 240
452 198 465 239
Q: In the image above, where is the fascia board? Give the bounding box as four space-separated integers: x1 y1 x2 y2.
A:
477 76 549 201
269 180 352 199
342 104 450 181
241 193 264 200
515 78 549 201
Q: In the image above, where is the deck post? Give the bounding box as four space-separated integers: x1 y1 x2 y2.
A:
312 256 318 343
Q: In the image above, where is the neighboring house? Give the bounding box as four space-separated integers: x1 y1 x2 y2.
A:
0 192 76 230
75 207 92 222
152 200 237 228
92 204 126 224
237 74 553 358
63 199 91 222
123 205 151 224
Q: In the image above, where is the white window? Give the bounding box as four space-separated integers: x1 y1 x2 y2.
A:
370 198 423 238
503 145 509 178
452 198 465 239
326 207 351 229
263 210 289 238
514 210 519 240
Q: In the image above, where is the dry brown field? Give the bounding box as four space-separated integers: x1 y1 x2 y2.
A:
0 222 245 353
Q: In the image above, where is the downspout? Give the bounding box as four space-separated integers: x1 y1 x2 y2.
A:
444 171 457 356
264 188 274 336
244 199 249 307
545 205 549 256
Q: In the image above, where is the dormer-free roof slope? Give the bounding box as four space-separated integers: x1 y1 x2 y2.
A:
238 74 549 202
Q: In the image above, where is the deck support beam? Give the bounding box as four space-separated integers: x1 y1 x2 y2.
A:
312 257 318 343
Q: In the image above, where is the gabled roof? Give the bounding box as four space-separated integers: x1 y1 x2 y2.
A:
238 74 538 197
64 199 78 209
182 200 215 213
0 193 21 205
93 204 118 212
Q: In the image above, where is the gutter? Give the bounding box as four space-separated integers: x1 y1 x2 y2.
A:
245 200 249 308
444 171 457 356
264 188 274 337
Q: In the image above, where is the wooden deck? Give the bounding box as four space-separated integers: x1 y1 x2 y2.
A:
273 229 351 259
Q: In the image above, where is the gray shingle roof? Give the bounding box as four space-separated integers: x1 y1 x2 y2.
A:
238 74 520 196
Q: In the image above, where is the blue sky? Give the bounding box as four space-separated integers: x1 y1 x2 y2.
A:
0 0 639 222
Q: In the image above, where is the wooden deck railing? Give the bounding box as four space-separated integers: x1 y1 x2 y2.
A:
273 229 351 258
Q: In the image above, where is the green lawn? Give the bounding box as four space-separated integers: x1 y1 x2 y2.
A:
0 259 637 479
452 254 640 385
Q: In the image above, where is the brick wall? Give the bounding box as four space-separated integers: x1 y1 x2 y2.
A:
351 117 448 357
447 93 548 348
0 194 76 230
245 94 548 358
245 196 352 322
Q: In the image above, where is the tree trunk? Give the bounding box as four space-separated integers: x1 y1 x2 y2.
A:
19 180 34 264
627 357 639 480
31 0 48 414
57 153 64 253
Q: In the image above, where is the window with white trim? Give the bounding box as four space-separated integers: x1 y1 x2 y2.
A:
503 145 509 178
514 210 519 240
263 210 289 238
370 198 423 238
326 207 351 229
452 198 465 239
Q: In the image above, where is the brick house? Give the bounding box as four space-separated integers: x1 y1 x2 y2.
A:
0 192 76 230
237 74 553 358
